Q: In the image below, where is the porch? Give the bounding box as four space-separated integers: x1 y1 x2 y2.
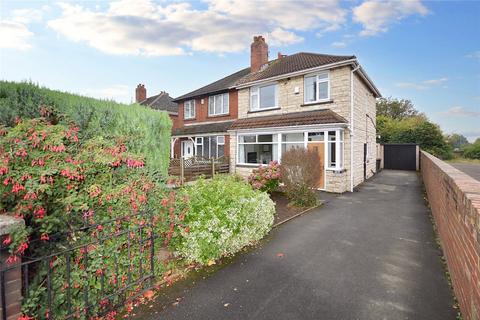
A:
168 156 230 183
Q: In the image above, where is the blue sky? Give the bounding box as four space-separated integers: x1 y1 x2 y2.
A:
1 0 479 141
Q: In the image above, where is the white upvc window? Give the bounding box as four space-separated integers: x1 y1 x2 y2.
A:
250 83 278 111
184 100 195 119
237 134 279 165
304 72 330 103
326 130 344 170
208 93 229 116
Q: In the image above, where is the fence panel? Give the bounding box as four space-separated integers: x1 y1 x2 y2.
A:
168 156 229 183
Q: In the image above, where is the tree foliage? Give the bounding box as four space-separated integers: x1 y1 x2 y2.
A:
445 133 470 150
0 81 171 175
464 140 480 159
376 97 420 120
376 98 452 159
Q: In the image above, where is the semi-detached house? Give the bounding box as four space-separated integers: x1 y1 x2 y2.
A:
172 36 381 193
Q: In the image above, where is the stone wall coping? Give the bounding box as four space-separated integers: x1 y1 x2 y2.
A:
0 216 25 236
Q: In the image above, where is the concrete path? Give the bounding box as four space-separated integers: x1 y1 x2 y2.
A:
450 162 480 181
136 170 456 320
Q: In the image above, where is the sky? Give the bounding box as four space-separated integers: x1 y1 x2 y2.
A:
0 0 479 141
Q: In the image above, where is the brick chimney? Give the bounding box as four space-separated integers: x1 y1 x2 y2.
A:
250 36 268 73
135 84 146 103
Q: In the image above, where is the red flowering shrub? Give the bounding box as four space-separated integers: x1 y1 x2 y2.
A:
0 118 185 318
248 161 281 193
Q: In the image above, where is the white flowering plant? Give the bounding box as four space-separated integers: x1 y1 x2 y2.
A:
173 175 275 264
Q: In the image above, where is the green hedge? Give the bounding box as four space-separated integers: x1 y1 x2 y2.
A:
0 81 171 175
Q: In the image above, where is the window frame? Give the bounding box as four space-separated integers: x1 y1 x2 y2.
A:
208 93 229 116
303 71 330 104
250 83 278 111
184 99 195 119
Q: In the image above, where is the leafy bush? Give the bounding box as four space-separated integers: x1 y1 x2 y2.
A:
0 81 172 175
248 161 281 193
0 118 181 318
464 141 480 159
279 148 320 207
173 175 275 264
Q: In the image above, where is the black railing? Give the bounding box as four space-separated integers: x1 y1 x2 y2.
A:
0 209 164 319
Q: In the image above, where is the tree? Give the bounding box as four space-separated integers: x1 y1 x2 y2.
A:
445 133 470 150
464 140 480 159
376 97 420 120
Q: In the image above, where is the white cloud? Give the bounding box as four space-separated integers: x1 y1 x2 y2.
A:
331 41 347 48
353 0 429 36
0 21 34 50
11 8 45 24
439 106 480 118
83 84 131 103
396 77 447 90
47 0 347 56
466 51 480 61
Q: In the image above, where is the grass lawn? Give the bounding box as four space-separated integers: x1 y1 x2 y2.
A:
446 157 480 164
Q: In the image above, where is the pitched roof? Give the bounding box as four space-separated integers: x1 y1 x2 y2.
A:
235 52 355 85
140 92 178 114
173 68 251 102
230 109 347 130
172 121 234 136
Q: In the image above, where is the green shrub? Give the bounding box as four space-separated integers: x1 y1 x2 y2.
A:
279 148 320 207
173 175 275 264
464 141 480 159
0 81 171 175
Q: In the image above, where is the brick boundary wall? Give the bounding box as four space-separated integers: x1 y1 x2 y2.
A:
420 151 480 320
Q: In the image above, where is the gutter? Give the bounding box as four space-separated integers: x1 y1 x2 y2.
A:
350 64 361 192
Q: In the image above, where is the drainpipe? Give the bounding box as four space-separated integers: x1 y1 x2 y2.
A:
350 64 360 192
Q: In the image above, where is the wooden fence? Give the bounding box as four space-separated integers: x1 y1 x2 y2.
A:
168 156 229 184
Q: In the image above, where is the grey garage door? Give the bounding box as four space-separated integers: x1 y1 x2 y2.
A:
383 144 418 170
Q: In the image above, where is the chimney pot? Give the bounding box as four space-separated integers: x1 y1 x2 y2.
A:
135 84 146 103
250 35 268 73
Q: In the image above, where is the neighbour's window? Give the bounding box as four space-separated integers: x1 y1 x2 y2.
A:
326 130 343 170
238 134 279 164
304 72 329 103
194 135 225 158
250 83 277 111
208 93 229 116
184 100 195 119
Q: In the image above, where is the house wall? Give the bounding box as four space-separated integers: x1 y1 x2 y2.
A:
352 72 377 187
177 89 238 127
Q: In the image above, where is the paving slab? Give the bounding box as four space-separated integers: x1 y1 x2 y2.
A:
135 170 456 320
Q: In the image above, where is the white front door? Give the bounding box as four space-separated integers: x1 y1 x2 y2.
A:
182 140 194 158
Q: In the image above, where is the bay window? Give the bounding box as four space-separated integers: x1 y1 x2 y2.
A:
281 133 304 155
238 134 279 164
304 72 329 103
250 83 278 111
184 100 195 119
208 93 229 116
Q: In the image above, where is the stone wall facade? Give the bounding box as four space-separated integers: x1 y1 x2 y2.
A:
231 65 377 193
421 151 480 320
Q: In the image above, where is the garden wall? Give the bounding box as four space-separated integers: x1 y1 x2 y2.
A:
421 151 480 320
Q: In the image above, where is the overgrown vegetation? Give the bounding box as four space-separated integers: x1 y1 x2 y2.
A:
279 148 320 207
463 139 480 159
173 175 275 264
376 97 453 159
0 118 181 318
0 81 171 175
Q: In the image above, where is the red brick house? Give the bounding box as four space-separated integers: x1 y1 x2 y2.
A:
135 84 179 129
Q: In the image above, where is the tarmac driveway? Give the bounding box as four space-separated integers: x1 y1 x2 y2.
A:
136 170 456 320
450 162 480 181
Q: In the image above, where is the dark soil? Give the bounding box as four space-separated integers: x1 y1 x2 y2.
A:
270 191 305 225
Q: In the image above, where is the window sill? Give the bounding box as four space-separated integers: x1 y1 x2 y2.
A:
184 117 196 121
207 113 230 118
301 100 334 107
248 107 281 114
326 168 346 173
236 163 261 168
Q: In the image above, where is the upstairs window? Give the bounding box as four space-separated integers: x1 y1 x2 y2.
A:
250 83 278 111
304 72 329 103
208 93 229 116
184 100 195 119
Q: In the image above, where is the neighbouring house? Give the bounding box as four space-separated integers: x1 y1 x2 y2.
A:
136 84 179 129
172 36 381 193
